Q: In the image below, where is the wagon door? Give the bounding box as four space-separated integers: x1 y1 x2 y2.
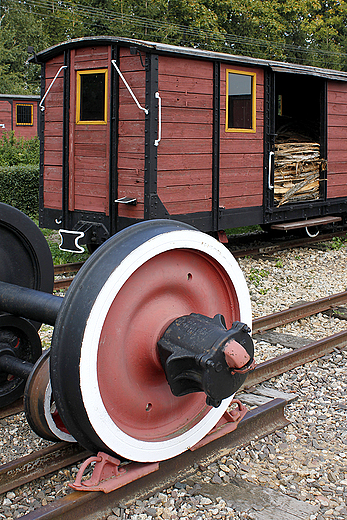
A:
69 46 111 221
264 70 327 221
219 64 264 229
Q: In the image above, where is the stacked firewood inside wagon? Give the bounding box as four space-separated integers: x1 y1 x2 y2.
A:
273 129 326 206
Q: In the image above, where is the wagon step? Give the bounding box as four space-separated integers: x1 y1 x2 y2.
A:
270 216 341 231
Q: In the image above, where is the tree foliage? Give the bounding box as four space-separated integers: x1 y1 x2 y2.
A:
1 0 347 94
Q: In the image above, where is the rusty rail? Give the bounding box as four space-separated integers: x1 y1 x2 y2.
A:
53 262 84 276
0 443 90 495
252 290 347 333
243 329 347 390
18 399 289 520
231 229 347 259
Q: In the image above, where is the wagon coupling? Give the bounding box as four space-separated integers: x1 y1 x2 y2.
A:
0 202 254 463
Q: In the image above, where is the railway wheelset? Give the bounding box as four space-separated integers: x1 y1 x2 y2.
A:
0 202 255 467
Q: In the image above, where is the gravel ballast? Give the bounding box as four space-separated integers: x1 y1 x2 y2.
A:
0 241 346 519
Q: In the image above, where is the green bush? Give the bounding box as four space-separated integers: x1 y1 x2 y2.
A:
0 131 40 166
0 164 39 217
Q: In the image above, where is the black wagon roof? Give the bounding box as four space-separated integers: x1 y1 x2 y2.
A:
30 35 347 82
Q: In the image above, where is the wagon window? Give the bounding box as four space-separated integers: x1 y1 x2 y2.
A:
76 69 108 124
226 70 256 132
16 104 33 126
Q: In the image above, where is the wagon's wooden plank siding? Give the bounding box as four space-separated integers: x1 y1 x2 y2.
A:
72 45 110 70
45 150 63 165
74 195 106 212
74 127 108 144
219 64 264 210
75 170 107 183
157 55 213 215
117 47 146 219
74 156 107 171
328 138 347 151
69 46 111 214
0 100 13 134
327 81 347 199
43 56 65 209
44 122 63 137
118 136 144 154
45 166 62 181
157 154 212 171
119 86 146 107
44 137 62 151
159 139 212 155
160 92 212 110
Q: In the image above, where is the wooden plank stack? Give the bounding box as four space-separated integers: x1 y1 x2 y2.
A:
274 137 326 206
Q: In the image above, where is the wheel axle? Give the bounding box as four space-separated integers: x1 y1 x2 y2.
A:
0 281 62 326
0 353 33 379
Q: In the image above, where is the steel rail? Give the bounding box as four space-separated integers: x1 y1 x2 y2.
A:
18 399 289 520
252 290 347 333
243 329 347 390
230 229 347 259
0 443 91 495
0 398 23 420
54 277 74 291
53 262 84 276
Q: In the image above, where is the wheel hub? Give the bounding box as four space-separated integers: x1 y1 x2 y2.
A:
158 314 255 408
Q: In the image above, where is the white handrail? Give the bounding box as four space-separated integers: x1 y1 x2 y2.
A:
268 151 274 189
111 60 148 115
39 65 67 111
154 91 161 147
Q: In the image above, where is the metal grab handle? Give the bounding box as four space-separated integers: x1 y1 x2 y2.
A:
111 60 148 115
268 151 274 189
154 92 161 147
39 65 67 112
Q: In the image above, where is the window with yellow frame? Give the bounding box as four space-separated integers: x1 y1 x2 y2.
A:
225 70 256 132
16 104 33 126
76 69 108 124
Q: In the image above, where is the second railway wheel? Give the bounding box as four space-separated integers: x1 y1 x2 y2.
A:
24 349 76 443
50 220 252 463
0 314 42 407
0 202 54 329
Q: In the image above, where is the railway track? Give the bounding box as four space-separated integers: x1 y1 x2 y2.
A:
0 290 346 519
229 227 347 258
52 228 347 291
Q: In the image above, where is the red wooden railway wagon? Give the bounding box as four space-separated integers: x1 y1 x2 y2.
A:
0 94 40 140
30 36 347 251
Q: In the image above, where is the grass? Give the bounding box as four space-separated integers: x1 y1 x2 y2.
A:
226 225 263 235
329 235 347 250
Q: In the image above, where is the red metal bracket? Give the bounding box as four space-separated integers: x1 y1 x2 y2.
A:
190 399 248 451
217 230 228 244
70 400 246 492
69 452 159 493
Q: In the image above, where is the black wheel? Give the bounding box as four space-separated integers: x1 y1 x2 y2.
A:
24 350 75 442
0 314 42 407
0 203 54 329
50 220 252 462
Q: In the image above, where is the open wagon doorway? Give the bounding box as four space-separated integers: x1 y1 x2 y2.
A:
269 72 326 208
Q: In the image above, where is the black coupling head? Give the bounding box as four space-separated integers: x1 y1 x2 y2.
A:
157 313 255 408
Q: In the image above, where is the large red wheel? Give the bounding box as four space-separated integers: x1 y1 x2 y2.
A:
50 221 251 462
